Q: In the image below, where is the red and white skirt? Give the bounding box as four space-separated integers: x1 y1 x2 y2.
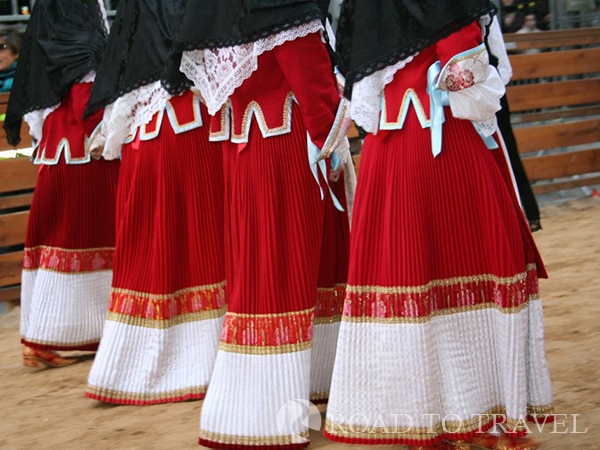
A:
312 173 350 405
21 157 119 351
86 95 226 405
325 111 554 445
198 106 349 449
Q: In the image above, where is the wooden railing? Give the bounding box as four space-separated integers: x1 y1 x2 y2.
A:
504 27 600 194
0 92 36 304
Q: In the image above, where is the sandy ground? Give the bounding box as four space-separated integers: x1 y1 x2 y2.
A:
1 197 599 450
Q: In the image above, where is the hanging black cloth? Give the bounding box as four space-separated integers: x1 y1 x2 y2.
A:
163 0 328 95
336 0 496 94
485 39 541 231
85 0 187 118
4 0 107 146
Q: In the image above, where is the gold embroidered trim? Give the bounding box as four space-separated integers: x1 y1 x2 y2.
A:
225 307 314 319
165 94 203 134
139 109 165 141
320 98 350 159
315 283 345 323
23 246 114 273
21 336 99 348
35 137 91 165
380 88 431 130
346 270 534 296
108 282 226 328
325 404 553 440
199 429 309 446
231 91 295 143
528 404 555 416
209 101 231 141
219 340 312 355
111 280 226 301
107 306 226 329
22 267 113 275
341 299 537 324
25 245 116 252
310 390 329 402
315 315 342 325
220 308 314 349
86 384 207 403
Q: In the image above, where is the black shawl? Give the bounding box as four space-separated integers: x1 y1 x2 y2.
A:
336 0 496 95
4 0 107 146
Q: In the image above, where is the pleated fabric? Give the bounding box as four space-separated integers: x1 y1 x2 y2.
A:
325 108 554 445
86 92 226 405
198 104 333 450
311 175 350 404
20 95 119 352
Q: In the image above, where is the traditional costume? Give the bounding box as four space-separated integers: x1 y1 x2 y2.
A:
325 1 554 448
84 0 226 405
167 0 351 446
4 0 118 367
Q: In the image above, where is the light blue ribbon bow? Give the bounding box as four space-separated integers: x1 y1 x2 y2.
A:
427 61 449 158
307 134 345 212
427 61 498 157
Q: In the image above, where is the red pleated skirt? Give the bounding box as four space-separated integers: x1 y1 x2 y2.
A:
351 113 545 288
325 109 553 445
21 155 119 351
86 93 226 405
199 104 350 449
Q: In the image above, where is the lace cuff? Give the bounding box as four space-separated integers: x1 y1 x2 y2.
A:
101 81 172 160
318 98 352 163
24 105 60 142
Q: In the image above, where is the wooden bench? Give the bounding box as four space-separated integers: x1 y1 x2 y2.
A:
0 92 33 151
0 92 37 306
504 27 600 194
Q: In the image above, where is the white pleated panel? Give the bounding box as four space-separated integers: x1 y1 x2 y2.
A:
87 315 224 402
327 300 553 432
200 349 312 442
310 322 341 401
20 269 112 347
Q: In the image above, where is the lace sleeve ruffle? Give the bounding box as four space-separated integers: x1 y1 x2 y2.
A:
24 105 60 143
99 81 173 160
349 55 416 134
180 19 324 116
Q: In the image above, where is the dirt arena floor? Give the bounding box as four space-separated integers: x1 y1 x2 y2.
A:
1 197 599 450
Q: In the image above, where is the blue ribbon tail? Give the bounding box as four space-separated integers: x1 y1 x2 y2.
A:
427 62 448 158
307 134 325 200
472 122 499 149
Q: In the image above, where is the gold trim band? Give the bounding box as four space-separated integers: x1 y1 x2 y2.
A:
219 340 312 355
107 306 226 329
86 384 207 403
199 429 309 446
